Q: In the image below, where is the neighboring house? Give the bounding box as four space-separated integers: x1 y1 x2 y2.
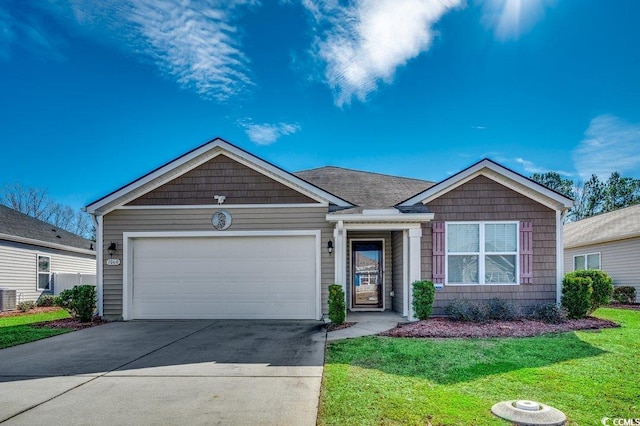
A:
0 205 96 304
564 204 640 302
85 138 573 321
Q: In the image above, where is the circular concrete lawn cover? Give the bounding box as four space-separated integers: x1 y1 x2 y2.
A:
491 400 567 425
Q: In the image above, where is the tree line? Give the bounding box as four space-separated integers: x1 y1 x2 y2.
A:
531 171 640 221
1 184 94 239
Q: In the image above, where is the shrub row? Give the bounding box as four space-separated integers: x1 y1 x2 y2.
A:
612 286 636 304
444 299 567 324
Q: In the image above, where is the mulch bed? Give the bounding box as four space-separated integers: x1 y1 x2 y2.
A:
326 322 356 332
32 317 107 331
608 303 640 311
0 307 61 318
380 317 620 338
0 307 107 330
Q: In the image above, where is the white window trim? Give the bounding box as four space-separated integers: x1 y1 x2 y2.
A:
573 252 601 271
37 254 52 291
445 221 520 286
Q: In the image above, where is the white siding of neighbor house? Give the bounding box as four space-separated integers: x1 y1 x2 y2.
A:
102 207 334 320
564 237 640 302
0 240 96 304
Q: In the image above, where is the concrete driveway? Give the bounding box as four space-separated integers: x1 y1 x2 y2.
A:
0 320 326 425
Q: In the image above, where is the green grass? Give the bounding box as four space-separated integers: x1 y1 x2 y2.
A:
0 308 72 349
319 308 640 425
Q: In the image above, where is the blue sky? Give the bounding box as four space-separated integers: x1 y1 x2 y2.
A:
2 0 640 210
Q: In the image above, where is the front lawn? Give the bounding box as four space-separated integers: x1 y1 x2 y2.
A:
0 308 72 349
319 308 640 425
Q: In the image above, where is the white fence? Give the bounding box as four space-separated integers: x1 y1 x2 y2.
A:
52 273 97 295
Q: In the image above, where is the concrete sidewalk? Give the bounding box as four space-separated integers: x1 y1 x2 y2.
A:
0 320 326 426
327 311 407 341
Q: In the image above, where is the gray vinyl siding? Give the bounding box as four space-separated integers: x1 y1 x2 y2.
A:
102 207 333 320
564 237 640 302
423 175 558 315
391 231 404 313
345 231 393 311
0 240 96 303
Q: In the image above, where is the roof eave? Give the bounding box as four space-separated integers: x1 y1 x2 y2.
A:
398 159 574 210
85 138 353 215
0 233 96 256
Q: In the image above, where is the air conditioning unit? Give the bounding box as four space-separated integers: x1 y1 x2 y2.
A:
0 289 17 312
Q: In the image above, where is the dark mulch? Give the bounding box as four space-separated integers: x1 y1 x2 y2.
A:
380 317 620 338
609 303 640 311
0 307 107 330
32 316 107 331
326 322 356 332
0 307 61 318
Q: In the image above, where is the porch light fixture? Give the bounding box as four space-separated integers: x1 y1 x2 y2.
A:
107 242 117 257
327 240 333 255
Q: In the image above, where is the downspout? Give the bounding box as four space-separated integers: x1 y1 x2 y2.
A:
556 209 568 305
92 213 104 317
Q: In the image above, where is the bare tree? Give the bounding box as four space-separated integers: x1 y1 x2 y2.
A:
0 183 94 239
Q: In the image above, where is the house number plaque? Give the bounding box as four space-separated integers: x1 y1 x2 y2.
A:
211 210 232 230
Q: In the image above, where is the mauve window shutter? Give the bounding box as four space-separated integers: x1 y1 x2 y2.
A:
520 221 533 284
432 222 445 284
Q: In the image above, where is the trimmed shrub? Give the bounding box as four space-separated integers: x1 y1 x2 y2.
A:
568 270 614 312
529 303 567 324
412 280 436 320
445 299 489 323
36 294 58 307
561 275 592 319
328 284 346 326
17 300 36 312
612 286 637 304
57 285 97 322
485 298 523 321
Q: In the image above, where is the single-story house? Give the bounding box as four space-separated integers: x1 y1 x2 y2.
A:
0 204 96 306
564 204 640 301
85 138 574 321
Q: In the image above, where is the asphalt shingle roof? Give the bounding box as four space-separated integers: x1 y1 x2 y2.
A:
563 203 640 248
0 204 95 251
295 166 435 208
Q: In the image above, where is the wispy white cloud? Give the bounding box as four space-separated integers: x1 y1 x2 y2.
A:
303 0 462 106
32 0 257 101
126 0 255 101
573 114 640 180
471 125 487 130
480 0 553 41
515 157 572 176
241 121 301 145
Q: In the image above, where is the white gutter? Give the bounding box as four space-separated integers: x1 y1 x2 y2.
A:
326 213 435 222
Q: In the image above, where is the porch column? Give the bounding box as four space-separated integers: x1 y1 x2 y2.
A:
333 220 346 291
408 227 422 320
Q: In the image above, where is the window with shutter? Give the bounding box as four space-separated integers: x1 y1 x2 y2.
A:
432 222 445 284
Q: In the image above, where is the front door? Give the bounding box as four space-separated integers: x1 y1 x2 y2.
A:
351 240 383 309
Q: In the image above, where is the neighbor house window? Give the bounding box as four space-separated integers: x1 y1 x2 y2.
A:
573 253 600 271
446 222 518 285
37 255 51 290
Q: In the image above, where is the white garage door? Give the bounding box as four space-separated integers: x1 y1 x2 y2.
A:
129 234 318 320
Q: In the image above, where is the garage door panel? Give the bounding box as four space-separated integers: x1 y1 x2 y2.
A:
130 235 317 319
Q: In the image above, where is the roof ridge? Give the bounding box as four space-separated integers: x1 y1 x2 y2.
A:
295 165 434 184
